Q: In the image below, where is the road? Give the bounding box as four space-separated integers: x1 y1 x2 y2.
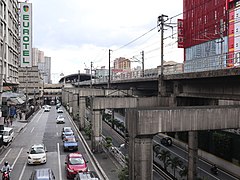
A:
0 107 102 180
153 135 239 180
103 111 240 180
102 120 166 180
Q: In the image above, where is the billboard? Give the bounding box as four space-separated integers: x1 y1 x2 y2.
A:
177 19 184 48
20 2 32 67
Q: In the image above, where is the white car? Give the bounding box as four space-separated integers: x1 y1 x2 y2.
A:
56 115 65 124
27 144 47 165
57 108 63 113
44 106 51 112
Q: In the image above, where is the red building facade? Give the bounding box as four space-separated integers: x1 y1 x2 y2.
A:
179 0 240 71
183 0 227 48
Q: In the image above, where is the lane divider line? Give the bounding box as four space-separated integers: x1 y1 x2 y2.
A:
30 127 35 133
12 147 23 168
57 143 62 180
19 162 27 180
0 148 12 164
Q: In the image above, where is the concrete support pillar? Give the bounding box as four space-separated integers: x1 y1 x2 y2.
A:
188 131 198 180
62 89 68 106
158 75 167 96
79 97 86 130
72 93 78 120
69 92 73 114
91 110 102 153
129 136 153 180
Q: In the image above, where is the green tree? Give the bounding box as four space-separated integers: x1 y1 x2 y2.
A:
212 131 232 159
169 156 182 177
84 125 91 139
105 136 112 149
179 165 188 179
118 166 128 180
156 150 171 170
153 144 161 156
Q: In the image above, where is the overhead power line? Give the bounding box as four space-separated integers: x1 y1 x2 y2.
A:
113 26 157 51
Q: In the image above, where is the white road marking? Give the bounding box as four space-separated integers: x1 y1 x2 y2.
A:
12 148 23 168
30 127 35 133
36 112 43 123
18 162 27 180
57 143 62 180
0 148 12 164
21 127 27 133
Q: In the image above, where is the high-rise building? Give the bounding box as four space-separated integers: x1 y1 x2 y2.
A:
113 57 131 71
44 56 51 84
1 0 20 86
32 48 52 84
179 0 240 72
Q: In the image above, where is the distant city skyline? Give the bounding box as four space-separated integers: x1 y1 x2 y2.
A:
30 0 184 78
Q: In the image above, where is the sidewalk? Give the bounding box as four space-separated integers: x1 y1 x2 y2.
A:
0 116 28 154
80 131 122 180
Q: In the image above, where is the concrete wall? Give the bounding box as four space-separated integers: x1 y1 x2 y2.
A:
126 105 240 135
92 97 138 110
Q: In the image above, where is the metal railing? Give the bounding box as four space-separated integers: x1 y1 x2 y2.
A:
73 51 240 86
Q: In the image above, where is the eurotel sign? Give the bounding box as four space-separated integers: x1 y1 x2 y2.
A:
20 2 32 67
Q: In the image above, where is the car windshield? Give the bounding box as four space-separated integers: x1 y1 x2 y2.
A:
69 157 85 165
64 128 72 132
30 148 45 154
0 131 8 136
65 138 76 142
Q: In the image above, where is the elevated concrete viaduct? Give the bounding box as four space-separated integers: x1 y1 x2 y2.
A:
62 88 133 129
61 68 240 180
62 86 240 180
88 96 171 152
126 105 240 180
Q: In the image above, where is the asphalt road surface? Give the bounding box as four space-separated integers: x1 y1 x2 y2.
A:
0 107 100 180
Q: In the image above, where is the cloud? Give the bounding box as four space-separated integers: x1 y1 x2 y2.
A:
31 0 183 82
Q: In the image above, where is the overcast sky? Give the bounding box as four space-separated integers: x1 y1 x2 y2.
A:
26 0 183 82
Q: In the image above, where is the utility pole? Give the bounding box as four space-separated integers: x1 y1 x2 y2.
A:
78 70 80 88
90 61 93 88
141 50 144 77
157 14 172 96
108 49 112 89
0 35 5 126
157 14 171 76
220 19 224 67
132 51 145 77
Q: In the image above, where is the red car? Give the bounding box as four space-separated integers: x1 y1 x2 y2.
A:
65 152 88 179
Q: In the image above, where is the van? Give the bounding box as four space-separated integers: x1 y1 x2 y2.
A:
29 168 55 180
0 127 14 145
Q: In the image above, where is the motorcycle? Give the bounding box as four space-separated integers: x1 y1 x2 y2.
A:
1 170 10 180
210 166 218 175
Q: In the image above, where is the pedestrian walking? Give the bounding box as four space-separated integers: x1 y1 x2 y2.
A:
19 110 22 120
8 105 16 126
